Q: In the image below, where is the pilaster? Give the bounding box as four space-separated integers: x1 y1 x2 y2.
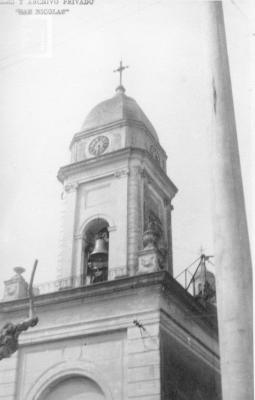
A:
58 182 79 279
127 166 144 276
72 233 84 282
0 353 18 400
164 200 173 276
127 322 161 399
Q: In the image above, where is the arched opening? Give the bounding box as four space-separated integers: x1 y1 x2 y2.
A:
39 376 105 400
83 218 109 285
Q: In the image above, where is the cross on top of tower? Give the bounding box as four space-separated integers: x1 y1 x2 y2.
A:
113 60 129 93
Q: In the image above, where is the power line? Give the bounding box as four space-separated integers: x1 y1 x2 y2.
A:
230 0 250 21
174 256 201 280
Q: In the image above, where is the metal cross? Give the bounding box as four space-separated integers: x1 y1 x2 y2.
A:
113 60 129 87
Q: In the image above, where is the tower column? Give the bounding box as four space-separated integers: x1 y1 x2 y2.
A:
72 234 84 282
164 199 173 275
204 2 253 399
127 166 143 275
108 225 127 279
58 182 78 280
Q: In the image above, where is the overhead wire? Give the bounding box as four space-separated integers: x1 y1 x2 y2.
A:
230 0 251 21
174 256 201 280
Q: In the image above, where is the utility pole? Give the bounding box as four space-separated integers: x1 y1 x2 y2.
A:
204 2 253 399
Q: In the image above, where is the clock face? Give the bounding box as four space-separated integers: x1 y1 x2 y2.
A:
149 145 160 162
88 135 109 156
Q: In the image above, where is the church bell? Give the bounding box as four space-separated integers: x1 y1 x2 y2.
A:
89 237 108 262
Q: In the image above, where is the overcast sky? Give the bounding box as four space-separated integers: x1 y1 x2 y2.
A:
0 0 252 292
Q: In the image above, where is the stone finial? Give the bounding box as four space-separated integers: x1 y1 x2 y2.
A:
3 267 28 301
138 214 166 274
115 85 126 94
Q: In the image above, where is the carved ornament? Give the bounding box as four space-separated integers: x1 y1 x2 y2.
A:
114 168 129 178
64 183 79 193
129 166 145 177
138 249 159 274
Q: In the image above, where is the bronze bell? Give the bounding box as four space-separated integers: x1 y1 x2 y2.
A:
89 238 108 262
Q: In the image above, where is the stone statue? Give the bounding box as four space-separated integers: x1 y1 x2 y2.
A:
0 317 38 360
138 211 167 274
0 260 39 361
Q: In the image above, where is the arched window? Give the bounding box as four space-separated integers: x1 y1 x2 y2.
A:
39 376 105 400
83 218 109 285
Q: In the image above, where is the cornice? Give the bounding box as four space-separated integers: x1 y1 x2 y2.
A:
142 163 178 199
58 148 130 183
0 271 217 335
0 272 162 313
19 309 160 346
159 274 218 334
57 148 177 197
127 148 178 196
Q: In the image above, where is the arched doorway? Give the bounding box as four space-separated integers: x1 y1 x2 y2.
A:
82 218 109 284
40 376 105 400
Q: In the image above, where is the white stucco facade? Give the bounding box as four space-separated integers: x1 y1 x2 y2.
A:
0 87 220 400
0 273 220 400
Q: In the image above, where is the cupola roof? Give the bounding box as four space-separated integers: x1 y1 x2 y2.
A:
80 87 159 142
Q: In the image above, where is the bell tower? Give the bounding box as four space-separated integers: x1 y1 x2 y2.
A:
0 68 221 400
57 73 177 284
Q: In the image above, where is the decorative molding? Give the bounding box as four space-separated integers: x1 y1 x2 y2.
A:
78 214 116 236
73 234 83 240
107 225 117 233
70 118 166 155
58 147 176 195
3 269 28 301
64 182 79 193
25 360 113 400
0 272 217 337
114 168 129 178
19 309 159 346
81 172 114 185
149 144 160 164
129 166 145 177
143 170 152 185
143 168 176 201
138 250 160 274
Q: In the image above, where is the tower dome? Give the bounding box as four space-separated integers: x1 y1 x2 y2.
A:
80 87 159 142
69 86 167 170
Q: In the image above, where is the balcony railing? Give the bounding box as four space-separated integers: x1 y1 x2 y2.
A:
33 274 85 295
32 266 127 296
